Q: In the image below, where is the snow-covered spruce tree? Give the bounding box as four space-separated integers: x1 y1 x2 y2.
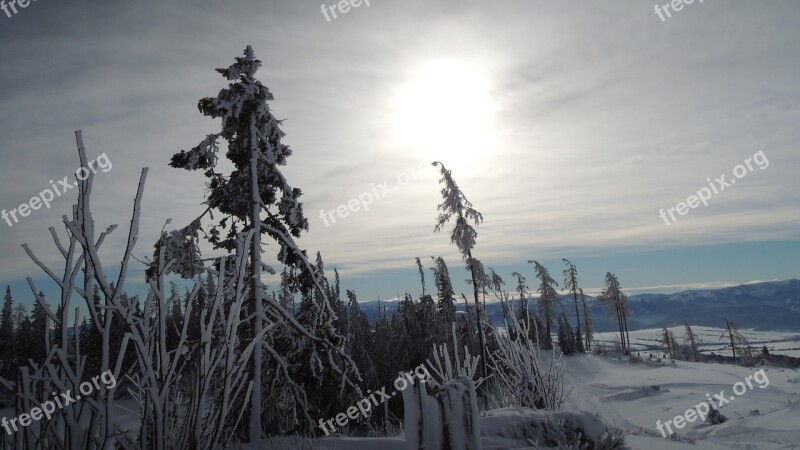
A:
165 282 183 351
415 257 427 297
465 258 489 346
430 256 456 345
579 288 592 351
670 334 684 360
372 306 396 387
390 307 417 373
683 322 700 362
561 259 585 353
528 261 560 349
723 318 738 363
557 313 578 355
12 309 32 367
456 293 479 358
395 293 416 354
721 319 752 365
331 268 348 335
661 325 673 357
290 255 362 431
511 271 530 341
431 161 488 383
0 287 14 368
661 325 684 360
168 46 359 439
412 285 438 364
277 268 295 313
486 268 512 327
597 272 630 354
29 293 49 362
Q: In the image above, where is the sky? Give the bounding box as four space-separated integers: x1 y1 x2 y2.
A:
0 0 798 308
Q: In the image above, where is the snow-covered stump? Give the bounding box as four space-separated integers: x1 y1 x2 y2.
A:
403 376 482 450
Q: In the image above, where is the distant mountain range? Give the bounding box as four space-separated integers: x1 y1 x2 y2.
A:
357 279 800 332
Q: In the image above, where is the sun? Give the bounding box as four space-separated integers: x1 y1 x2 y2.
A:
394 60 497 164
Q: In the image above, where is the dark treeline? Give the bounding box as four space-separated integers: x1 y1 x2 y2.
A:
0 253 624 433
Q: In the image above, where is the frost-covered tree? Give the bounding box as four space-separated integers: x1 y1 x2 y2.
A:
169 46 359 440
580 288 592 351
0 286 14 363
430 256 456 344
372 306 394 383
683 322 700 362
415 257 427 297
486 269 512 324
597 273 630 354
661 325 673 357
528 261 560 349
661 325 683 359
184 284 205 343
722 318 752 364
277 267 295 313
557 313 577 355
30 292 49 361
431 162 488 382
511 271 529 340
345 290 376 387
13 312 33 366
620 291 631 351
416 292 438 363
165 282 183 350
512 272 529 316
561 259 585 353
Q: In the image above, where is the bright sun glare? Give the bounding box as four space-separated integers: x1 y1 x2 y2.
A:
395 60 497 163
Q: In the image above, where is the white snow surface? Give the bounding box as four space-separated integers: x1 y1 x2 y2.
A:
595 326 800 358
561 354 800 449
296 354 799 449
10 354 794 449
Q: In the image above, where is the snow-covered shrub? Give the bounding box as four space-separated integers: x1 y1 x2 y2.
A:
592 341 608 356
10 132 146 450
705 403 727 425
488 313 567 410
483 376 518 411
12 132 295 450
611 337 625 355
427 323 484 388
480 409 627 450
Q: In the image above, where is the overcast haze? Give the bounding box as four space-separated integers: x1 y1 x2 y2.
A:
1 0 798 305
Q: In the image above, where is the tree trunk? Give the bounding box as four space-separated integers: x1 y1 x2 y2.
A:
466 250 488 400
572 290 581 351
622 309 631 353
725 318 737 363
248 136 264 441
582 300 591 351
615 305 625 354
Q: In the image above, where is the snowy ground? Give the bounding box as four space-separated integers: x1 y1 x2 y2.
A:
562 354 800 449
595 326 800 358
297 353 800 449
5 351 798 449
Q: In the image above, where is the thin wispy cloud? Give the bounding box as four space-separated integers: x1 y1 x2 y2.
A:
1 0 798 298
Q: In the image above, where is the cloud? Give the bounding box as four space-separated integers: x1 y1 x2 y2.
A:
1 0 798 289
